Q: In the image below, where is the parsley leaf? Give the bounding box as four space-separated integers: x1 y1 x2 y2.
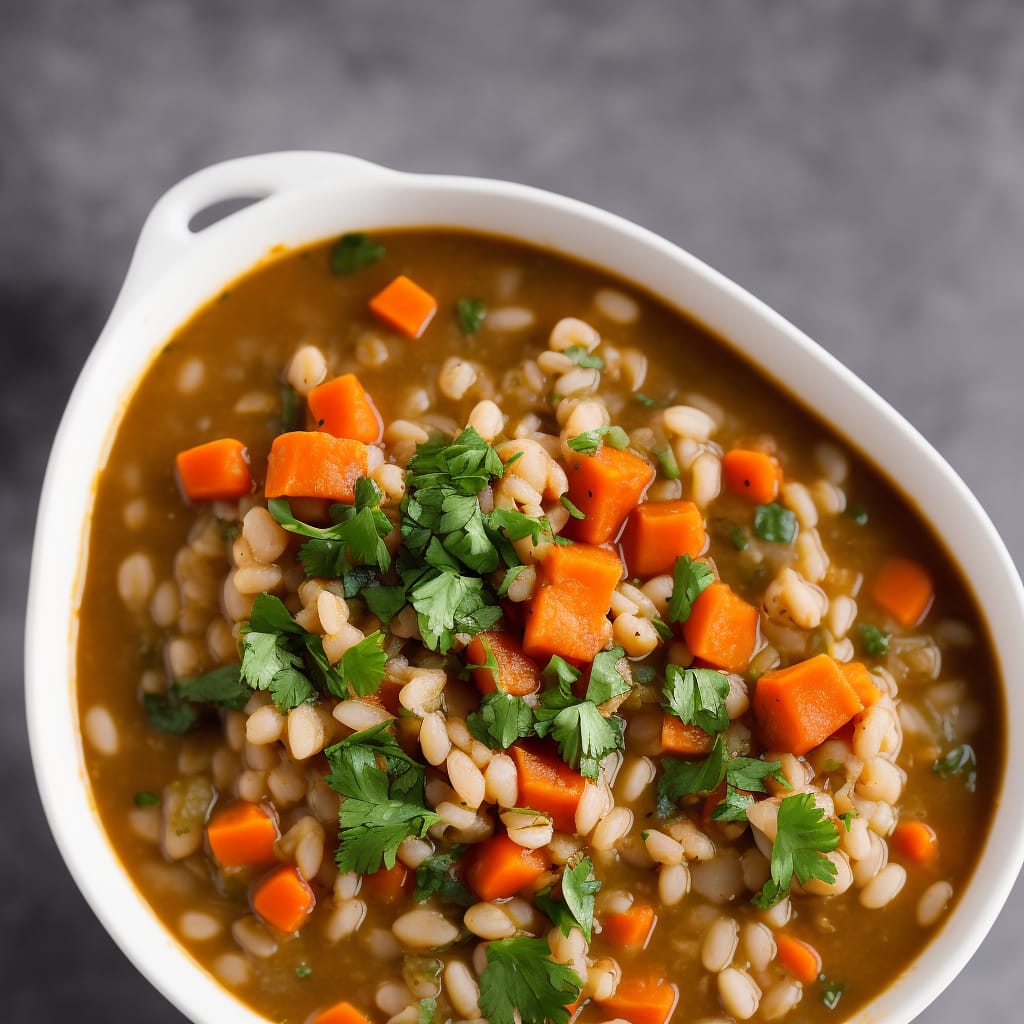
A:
478 937 582 1024
535 856 601 941
468 691 536 749
330 232 385 274
534 650 629 780
667 555 714 624
563 345 604 369
268 668 316 710
566 425 630 456
752 792 840 908
662 665 729 734
270 481 392 577
932 744 977 792
339 630 388 697
324 724 441 873
753 502 798 544
857 623 891 657
413 847 474 907
456 298 487 336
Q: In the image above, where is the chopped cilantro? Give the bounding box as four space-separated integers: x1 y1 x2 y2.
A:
634 392 656 407
534 648 629 780
560 494 585 520
338 630 388 697
713 516 749 551
133 790 160 807
711 787 755 822
467 691 536 749
456 298 487 336
325 723 441 873
933 744 977 792
652 617 673 642
477 937 582 1024
662 665 730 734
820 975 846 1010
838 811 857 831
176 663 251 710
752 792 840 908
857 623 891 657
418 998 437 1024
269 479 392 577
753 502 798 544
535 855 601 941
566 425 630 456
295 964 313 979
280 384 302 433
497 564 528 599
667 554 715 624
655 444 680 481
142 691 197 735
414 847 473 907
330 232 385 274
563 345 604 369
845 503 869 526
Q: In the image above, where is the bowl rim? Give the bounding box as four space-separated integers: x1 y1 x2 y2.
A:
25 150 1024 1024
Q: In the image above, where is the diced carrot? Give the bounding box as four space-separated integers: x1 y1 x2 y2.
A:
175 438 253 501
465 630 542 698
369 274 437 338
620 500 707 578
522 542 622 663
596 976 679 1024
264 431 368 504
660 715 716 757
871 557 935 628
892 820 938 864
700 781 729 832
310 1001 373 1024
509 742 588 834
206 801 279 868
564 445 655 545
752 654 864 755
307 373 383 444
362 862 412 904
774 932 822 985
722 449 783 504
465 832 550 901
839 661 883 708
602 904 657 949
251 864 315 932
681 582 759 673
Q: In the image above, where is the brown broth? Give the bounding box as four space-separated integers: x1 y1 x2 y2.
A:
77 230 1003 1024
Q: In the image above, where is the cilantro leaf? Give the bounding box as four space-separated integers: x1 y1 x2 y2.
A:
563 345 604 369
712 787 755 822
408 568 501 653
478 937 582 1024
175 664 251 711
456 298 487 335
362 583 409 623
542 655 582 689
267 667 316 711
330 232 385 274
820 975 846 1010
142 691 197 735
339 630 387 697
726 756 786 792
405 427 504 496
534 679 625 781
586 647 631 704
752 792 840 908
468 691 536 749
667 555 714 624
657 736 728 816
418 998 436 1024
536 856 601 941
325 724 441 873
933 744 977 792
241 631 302 691
413 847 474 907
566 425 630 456
753 502 798 545
662 665 729 734
857 623 891 657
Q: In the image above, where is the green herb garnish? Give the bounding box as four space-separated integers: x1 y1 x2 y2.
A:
330 232 385 274
753 502 798 544
478 937 582 1024
932 744 977 792
456 298 487 336
667 554 714 624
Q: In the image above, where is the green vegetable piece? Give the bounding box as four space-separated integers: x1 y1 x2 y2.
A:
857 623 891 657
566 425 630 456
752 792 840 908
456 298 487 335
932 744 977 792
667 554 714 624
655 444 680 481
331 232 385 274
820 975 846 1010
563 345 604 369
477 937 582 1024
753 502 798 544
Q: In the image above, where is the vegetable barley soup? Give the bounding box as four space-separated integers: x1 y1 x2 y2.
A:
78 229 1002 1024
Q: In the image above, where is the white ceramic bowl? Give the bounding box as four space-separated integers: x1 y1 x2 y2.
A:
26 150 1024 1024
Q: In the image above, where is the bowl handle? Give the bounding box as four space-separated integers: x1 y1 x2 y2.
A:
111 151 390 314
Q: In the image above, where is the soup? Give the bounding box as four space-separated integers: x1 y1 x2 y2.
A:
76 230 1001 1024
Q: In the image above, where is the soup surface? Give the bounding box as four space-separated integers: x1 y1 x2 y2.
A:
76 230 1001 1024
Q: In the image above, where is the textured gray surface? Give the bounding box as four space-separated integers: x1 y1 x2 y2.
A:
2 2 1022 1022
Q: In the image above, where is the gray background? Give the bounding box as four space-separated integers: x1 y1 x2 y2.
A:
2 1 1022 1021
